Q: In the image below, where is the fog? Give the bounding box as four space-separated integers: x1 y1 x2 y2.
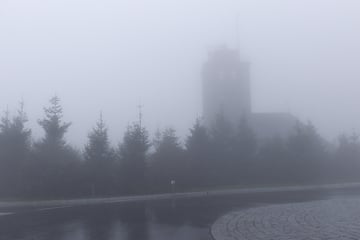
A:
1 0 360 146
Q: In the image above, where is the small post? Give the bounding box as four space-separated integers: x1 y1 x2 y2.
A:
171 180 176 194
91 184 95 197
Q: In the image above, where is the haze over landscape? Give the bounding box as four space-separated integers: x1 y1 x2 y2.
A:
3 2 360 240
1 0 360 146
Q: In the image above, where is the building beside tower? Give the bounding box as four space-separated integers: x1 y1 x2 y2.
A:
202 46 297 139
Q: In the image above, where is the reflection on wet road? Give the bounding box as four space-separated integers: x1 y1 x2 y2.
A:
0 187 359 240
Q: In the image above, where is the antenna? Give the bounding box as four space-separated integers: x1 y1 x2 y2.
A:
235 14 240 51
99 110 104 126
138 104 143 128
18 98 26 121
3 105 10 126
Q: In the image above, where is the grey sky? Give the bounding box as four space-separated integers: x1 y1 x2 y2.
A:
1 0 360 146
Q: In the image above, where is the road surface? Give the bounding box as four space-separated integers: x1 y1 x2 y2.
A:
1 183 360 240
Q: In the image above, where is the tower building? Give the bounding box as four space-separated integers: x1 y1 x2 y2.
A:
202 47 251 127
202 46 297 139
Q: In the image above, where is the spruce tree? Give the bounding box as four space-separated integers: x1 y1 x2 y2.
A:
185 119 213 187
119 122 150 194
34 96 79 197
210 111 234 184
230 118 257 183
150 128 185 192
38 96 71 149
84 113 115 196
287 121 326 183
0 103 31 196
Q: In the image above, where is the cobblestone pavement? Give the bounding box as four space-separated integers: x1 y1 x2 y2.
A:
211 198 360 240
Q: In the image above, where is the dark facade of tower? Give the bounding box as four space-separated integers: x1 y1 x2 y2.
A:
202 47 251 127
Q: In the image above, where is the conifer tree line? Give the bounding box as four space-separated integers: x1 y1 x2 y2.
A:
0 96 360 199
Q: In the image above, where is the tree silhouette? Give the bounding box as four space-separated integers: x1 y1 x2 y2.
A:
334 133 360 181
0 96 359 198
0 103 31 196
118 122 150 194
149 128 185 192
33 96 80 197
210 111 234 184
38 96 71 148
286 121 326 183
230 117 257 183
186 119 213 187
84 113 116 196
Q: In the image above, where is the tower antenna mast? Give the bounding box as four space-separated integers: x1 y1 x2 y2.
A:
138 104 143 128
235 14 240 50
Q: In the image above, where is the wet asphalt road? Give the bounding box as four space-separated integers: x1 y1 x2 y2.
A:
0 187 359 240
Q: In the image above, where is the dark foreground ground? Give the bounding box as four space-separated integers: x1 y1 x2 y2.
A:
0 187 360 240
